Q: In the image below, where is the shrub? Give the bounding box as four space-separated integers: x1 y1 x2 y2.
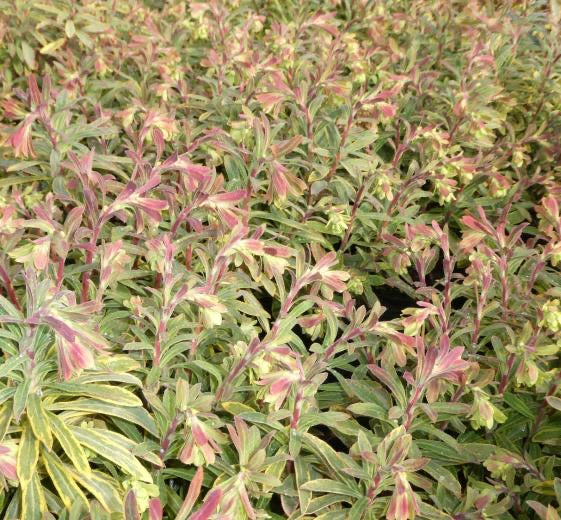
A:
0 0 561 519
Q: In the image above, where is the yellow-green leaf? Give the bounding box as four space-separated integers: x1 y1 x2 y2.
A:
222 401 255 415
5 162 43 173
22 472 46 520
65 465 122 513
300 479 362 498
12 378 31 422
42 449 88 510
546 396 561 412
47 399 158 436
40 38 66 55
17 423 39 487
51 383 142 407
0 355 26 379
552 0 561 24
65 20 76 38
27 394 53 450
71 426 152 482
48 412 90 474
0 404 11 441
21 41 36 69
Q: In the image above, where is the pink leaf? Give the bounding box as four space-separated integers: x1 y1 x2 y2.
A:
461 215 490 234
148 498 163 520
177 467 204 518
255 92 285 110
208 190 246 206
0 443 17 481
191 488 222 520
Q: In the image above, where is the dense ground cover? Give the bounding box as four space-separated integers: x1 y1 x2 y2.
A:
0 0 561 518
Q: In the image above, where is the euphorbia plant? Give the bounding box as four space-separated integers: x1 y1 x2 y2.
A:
1 0 561 519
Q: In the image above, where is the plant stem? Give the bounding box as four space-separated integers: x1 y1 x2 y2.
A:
81 224 101 302
0 264 22 311
160 413 181 460
339 182 366 252
404 385 424 431
498 353 516 395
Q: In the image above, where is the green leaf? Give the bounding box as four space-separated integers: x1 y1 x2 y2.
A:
424 461 461 498
0 294 23 319
71 426 152 482
416 440 464 464
419 501 455 519
27 394 53 450
0 388 16 407
533 422 561 445
306 494 352 514
344 130 378 154
65 20 76 38
461 443 500 462
180 360 223 385
504 393 535 419
49 383 142 407
546 396 561 412
295 456 312 514
17 423 39 487
298 411 351 431
21 41 36 68
2 170 45 180
222 401 255 415
0 355 25 379
348 497 369 520
48 399 158 436
334 374 389 409
21 472 46 520
555 477 561 505
40 38 66 55
0 404 11 441
65 466 122 513
347 402 391 422
300 479 362 499
48 412 90 474
42 449 88 510
13 378 31 422
301 433 354 485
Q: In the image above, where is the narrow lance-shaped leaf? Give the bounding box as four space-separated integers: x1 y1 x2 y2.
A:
49 383 142 407
21 472 46 520
26 394 53 450
48 411 90 474
124 490 141 520
176 466 204 520
17 423 39 487
65 465 122 513
71 426 152 482
42 448 89 510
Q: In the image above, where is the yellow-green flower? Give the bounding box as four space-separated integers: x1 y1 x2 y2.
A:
541 299 561 332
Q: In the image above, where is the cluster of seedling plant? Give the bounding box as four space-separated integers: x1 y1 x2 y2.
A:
0 0 561 519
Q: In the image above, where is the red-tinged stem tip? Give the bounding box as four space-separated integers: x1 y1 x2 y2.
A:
0 264 22 312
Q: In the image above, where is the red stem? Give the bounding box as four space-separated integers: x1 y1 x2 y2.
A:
290 386 304 430
340 183 366 252
498 353 516 395
154 319 167 367
81 225 101 302
0 264 22 311
160 414 181 460
404 385 424 431
56 256 65 290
